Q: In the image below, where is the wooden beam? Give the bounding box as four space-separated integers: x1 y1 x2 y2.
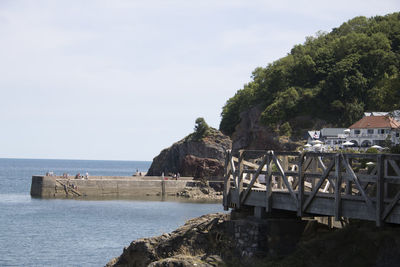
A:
376 154 384 227
232 157 263 170
341 154 375 214
241 154 268 203
230 156 237 188
223 150 232 210
382 190 400 221
335 154 342 221
266 154 273 212
303 159 336 212
297 152 305 216
388 159 400 177
302 156 313 173
272 153 298 206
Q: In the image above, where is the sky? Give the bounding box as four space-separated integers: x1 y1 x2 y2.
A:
0 0 399 161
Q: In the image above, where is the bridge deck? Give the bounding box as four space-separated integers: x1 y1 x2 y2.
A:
223 150 400 226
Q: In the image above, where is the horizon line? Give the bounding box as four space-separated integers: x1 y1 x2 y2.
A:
0 157 153 162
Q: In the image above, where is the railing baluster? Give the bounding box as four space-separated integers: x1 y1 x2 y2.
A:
376 154 384 226
334 153 342 221
297 152 305 217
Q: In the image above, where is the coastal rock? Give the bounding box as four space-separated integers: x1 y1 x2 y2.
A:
231 105 279 152
147 129 231 179
180 155 224 179
230 106 322 152
176 184 223 200
106 213 234 267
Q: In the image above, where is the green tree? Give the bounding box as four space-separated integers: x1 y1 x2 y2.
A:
219 13 400 137
280 122 292 136
193 117 210 140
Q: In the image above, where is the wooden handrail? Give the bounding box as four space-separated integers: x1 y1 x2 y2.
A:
223 150 400 226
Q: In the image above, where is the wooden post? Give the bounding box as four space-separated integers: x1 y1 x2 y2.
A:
297 152 305 217
279 155 287 189
266 153 273 213
376 154 384 227
309 155 318 190
334 154 342 221
384 159 388 198
344 156 351 195
237 150 244 208
223 150 230 210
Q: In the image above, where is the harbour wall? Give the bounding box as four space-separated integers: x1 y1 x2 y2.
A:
30 175 198 199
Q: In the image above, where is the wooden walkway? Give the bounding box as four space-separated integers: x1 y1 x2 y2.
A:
223 150 400 226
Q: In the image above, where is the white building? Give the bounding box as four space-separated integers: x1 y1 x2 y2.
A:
320 128 347 148
347 115 400 147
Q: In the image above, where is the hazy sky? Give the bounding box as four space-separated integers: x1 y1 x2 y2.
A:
0 0 399 161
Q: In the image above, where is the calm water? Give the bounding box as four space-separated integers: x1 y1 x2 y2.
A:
0 158 223 267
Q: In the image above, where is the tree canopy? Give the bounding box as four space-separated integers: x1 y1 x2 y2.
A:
220 13 400 136
193 117 211 140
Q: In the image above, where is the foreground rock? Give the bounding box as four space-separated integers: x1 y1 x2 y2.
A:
106 212 400 267
147 128 231 179
176 183 223 201
106 213 234 267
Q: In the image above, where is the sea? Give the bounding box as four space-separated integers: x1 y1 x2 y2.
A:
0 158 224 267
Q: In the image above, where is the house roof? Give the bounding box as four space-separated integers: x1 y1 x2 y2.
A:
307 130 320 139
349 116 400 129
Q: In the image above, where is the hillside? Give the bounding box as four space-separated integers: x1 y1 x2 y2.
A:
220 13 400 151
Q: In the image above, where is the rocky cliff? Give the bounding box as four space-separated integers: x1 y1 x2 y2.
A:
230 105 326 152
106 213 234 267
147 128 231 179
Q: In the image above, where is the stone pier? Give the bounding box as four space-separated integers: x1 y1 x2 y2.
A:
30 175 197 199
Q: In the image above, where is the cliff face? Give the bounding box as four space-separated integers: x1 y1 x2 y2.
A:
231 105 326 152
231 105 279 152
147 129 232 178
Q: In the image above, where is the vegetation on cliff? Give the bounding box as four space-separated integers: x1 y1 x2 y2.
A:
147 118 231 178
220 13 400 137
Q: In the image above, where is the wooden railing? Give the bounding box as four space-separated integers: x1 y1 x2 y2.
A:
223 150 400 226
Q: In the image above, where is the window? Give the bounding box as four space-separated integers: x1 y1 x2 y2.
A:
379 129 385 134
367 129 374 134
354 130 360 134
396 133 400 137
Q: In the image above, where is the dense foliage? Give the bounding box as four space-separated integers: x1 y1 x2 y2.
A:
193 117 211 140
220 13 400 136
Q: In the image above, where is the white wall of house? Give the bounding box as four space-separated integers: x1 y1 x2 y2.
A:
348 128 399 147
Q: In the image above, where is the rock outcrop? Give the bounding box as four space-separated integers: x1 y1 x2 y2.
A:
231 105 279 152
106 212 400 267
230 105 325 152
147 129 231 179
106 213 234 267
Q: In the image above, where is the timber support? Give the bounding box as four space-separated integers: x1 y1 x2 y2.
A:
223 150 400 226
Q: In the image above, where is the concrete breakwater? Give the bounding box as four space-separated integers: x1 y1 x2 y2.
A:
30 175 197 199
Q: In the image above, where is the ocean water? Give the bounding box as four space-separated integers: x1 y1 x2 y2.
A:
0 158 224 267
